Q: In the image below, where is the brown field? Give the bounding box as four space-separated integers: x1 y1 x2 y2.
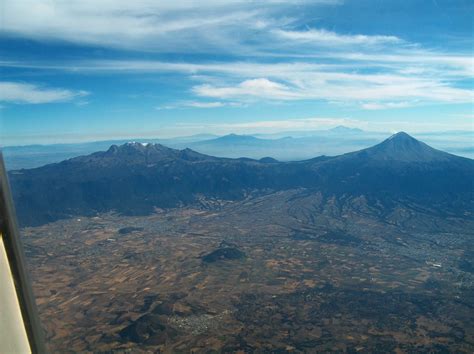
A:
21 190 474 352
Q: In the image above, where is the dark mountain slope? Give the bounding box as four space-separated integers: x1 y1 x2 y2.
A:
302 133 474 210
350 132 454 162
8 133 474 226
9 143 289 225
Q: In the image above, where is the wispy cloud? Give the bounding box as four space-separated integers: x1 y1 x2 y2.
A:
360 101 414 110
0 82 88 104
1 0 472 113
186 101 225 108
3 57 471 108
274 29 402 46
192 71 473 105
451 113 474 120
156 100 240 110
337 52 474 77
0 1 338 52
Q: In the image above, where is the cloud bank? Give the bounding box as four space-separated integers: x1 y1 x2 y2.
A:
0 82 88 104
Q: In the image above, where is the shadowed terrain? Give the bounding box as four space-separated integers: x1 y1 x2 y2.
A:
10 132 474 227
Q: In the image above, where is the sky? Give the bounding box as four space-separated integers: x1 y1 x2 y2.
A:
0 0 473 145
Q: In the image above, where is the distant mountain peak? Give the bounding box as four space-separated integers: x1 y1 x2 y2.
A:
108 141 144 151
207 134 263 144
93 142 192 165
220 133 255 139
109 142 166 152
329 126 364 133
386 131 415 141
382 131 422 146
106 142 214 163
362 132 452 162
259 156 279 163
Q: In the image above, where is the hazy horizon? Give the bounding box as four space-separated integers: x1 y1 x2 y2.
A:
1 125 473 147
2 127 473 171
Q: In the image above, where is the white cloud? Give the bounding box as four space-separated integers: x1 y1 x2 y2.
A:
0 82 88 104
360 101 414 110
2 58 471 107
4 50 471 79
194 78 300 100
274 29 401 46
155 104 177 111
451 113 474 120
0 1 338 52
186 101 225 108
191 72 473 104
0 1 471 110
337 52 474 77
155 100 240 110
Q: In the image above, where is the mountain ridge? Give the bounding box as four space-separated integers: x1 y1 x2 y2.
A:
9 132 474 226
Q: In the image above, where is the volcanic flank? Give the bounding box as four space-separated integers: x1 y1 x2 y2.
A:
9 133 474 226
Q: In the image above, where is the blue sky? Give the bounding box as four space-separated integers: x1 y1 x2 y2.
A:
0 0 473 145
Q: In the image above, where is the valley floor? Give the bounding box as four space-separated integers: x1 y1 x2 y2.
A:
21 189 474 352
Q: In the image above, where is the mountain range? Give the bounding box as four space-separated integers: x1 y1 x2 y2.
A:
3 127 474 170
9 132 473 227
